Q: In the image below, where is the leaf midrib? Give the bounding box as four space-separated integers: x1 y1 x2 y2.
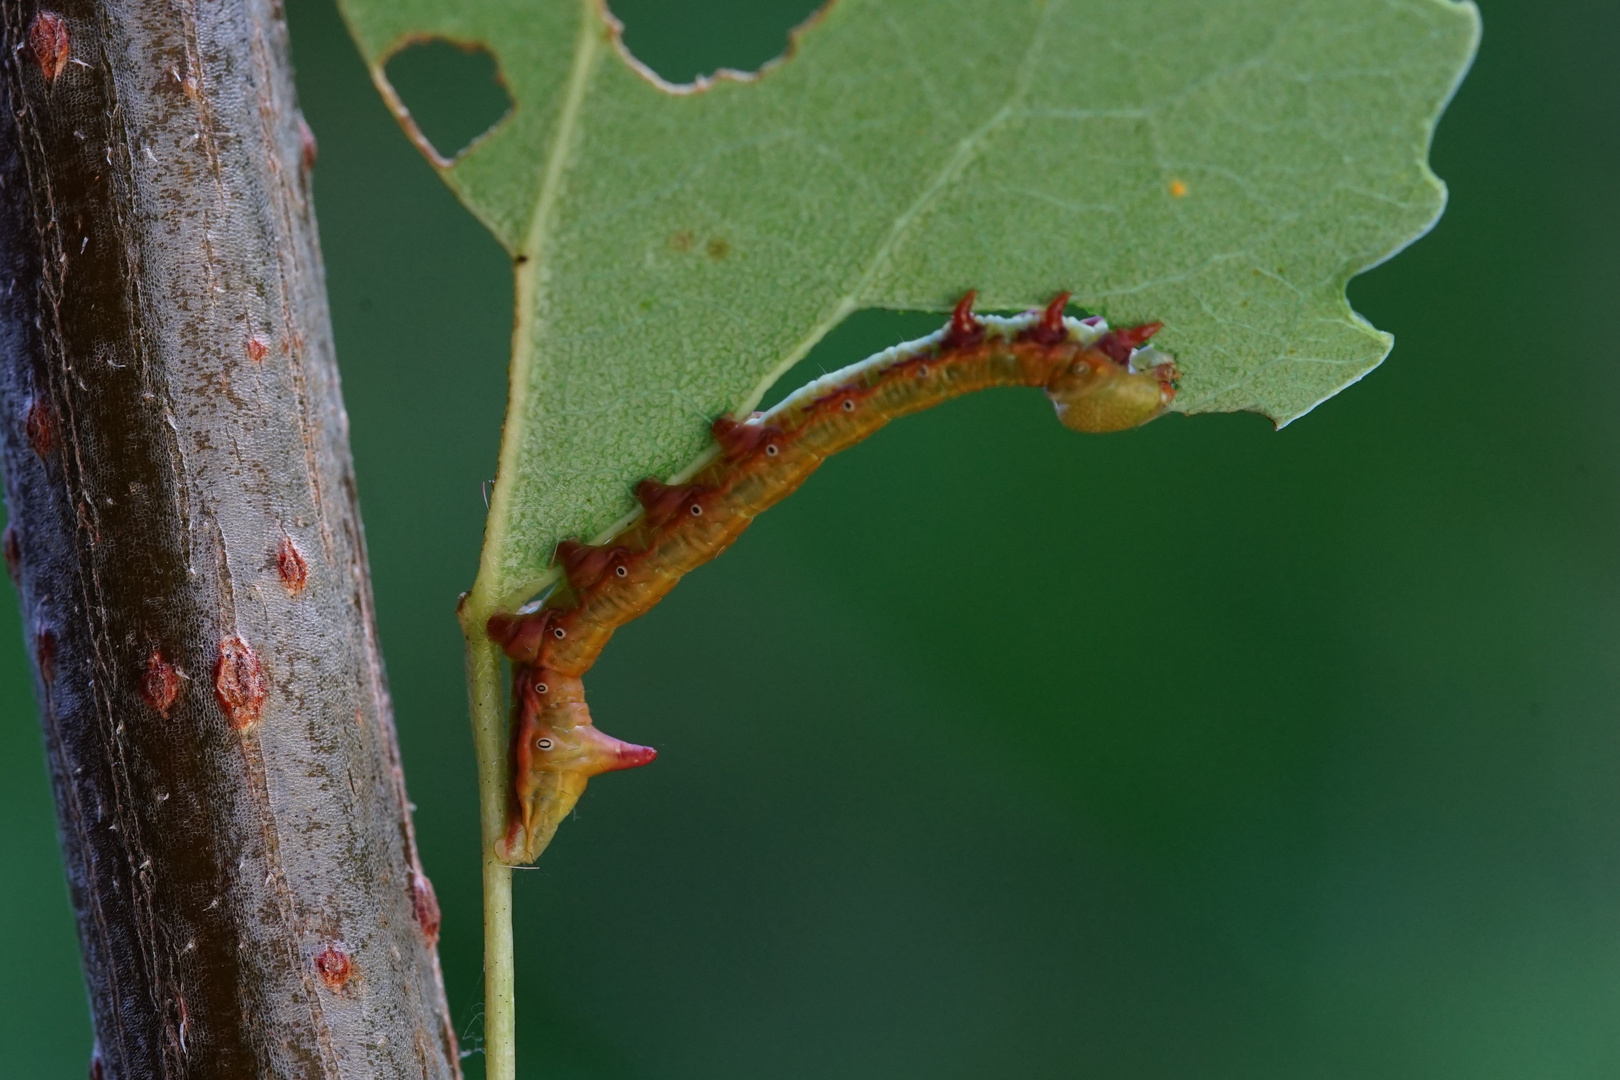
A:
475 0 604 612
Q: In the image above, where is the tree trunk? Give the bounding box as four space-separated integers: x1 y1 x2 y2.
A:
0 1 460 1076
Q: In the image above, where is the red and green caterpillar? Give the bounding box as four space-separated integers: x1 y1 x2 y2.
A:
486 293 1177 864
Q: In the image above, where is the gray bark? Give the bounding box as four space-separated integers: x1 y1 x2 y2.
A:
0 1 460 1076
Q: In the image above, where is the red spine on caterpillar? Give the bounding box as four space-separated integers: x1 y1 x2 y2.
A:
1020 292 1073 346
942 290 984 349
487 611 514 644
635 478 710 527
1095 321 1163 365
488 609 554 664
554 540 632 592
712 414 786 462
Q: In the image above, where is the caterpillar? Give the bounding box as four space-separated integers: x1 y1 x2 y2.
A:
486 293 1177 864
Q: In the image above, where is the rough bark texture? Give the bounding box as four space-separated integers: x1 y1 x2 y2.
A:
0 1 460 1076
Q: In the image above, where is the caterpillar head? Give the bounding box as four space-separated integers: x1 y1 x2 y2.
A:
499 672 657 864
1046 325 1178 434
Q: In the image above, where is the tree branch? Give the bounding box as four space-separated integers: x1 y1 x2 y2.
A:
0 1 459 1074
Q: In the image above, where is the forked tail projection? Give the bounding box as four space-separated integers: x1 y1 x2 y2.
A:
486 293 1177 863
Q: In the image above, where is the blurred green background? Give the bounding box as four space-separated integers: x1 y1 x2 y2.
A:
4 0 1617 1075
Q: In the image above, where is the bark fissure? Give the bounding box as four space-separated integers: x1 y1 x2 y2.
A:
0 2 460 1076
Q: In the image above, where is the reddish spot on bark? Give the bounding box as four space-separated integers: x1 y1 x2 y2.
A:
35 627 56 685
314 943 353 990
25 397 56 459
3 524 19 586
245 336 268 362
298 116 318 171
214 636 266 729
170 68 199 99
28 12 69 84
943 290 984 349
88 1044 103 1080
412 871 442 945
276 534 307 595
142 650 180 717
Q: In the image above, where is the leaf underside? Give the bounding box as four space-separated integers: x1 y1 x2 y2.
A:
337 0 1479 609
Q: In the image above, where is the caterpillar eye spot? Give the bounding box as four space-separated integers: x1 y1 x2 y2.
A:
765 444 778 456
841 399 856 412
916 365 929 378
689 503 703 516
536 738 553 750
614 565 628 577
552 627 566 639
535 682 548 694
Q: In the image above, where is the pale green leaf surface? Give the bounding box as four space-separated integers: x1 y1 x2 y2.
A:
339 0 1478 610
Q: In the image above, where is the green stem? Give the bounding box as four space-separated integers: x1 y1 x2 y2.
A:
460 17 611 1076
464 627 515 1080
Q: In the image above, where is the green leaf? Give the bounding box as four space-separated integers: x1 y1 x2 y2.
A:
338 0 1478 611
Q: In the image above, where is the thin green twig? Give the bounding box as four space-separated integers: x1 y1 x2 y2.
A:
463 627 514 1080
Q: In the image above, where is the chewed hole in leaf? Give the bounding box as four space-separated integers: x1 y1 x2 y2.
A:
383 39 512 163
607 0 825 85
